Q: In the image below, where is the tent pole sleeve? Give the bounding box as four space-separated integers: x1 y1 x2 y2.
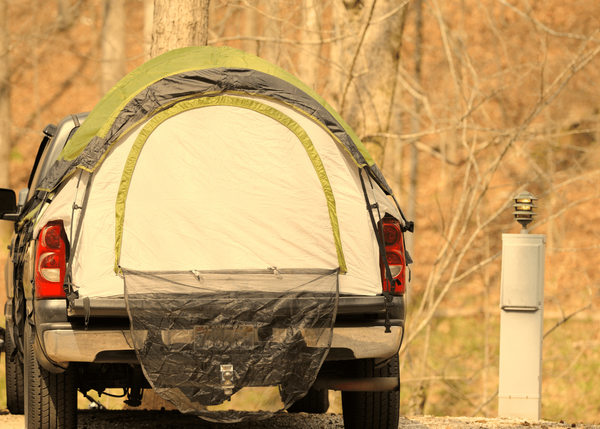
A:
114 96 347 274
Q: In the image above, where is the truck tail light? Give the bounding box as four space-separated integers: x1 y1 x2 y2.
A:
379 217 406 295
35 220 67 299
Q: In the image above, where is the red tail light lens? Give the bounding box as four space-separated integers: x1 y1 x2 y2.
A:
35 220 67 299
383 225 399 246
41 226 62 249
379 218 406 295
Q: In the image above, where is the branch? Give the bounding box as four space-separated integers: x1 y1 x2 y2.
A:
403 185 531 352
339 0 378 115
371 0 411 25
538 169 600 198
396 64 436 121
471 389 499 417
549 244 600 253
13 54 90 148
358 133 461 165
458 33 600 260
497 0 600 43
209 34 350 46
430 0 464 107
451 251 501 285
529 194 600 232
544 304 593 338
532 127 600 141
402 375 466 383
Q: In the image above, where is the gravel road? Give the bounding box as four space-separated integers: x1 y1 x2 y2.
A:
2 410 600 429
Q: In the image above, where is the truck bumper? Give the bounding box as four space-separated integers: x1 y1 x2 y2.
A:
35 295 405 367
42 324 403 365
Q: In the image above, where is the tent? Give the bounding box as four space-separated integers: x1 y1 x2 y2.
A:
31 46 408 420
34 45 405 299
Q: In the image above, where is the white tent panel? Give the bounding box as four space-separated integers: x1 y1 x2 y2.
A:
247 96 398 295
58 98 398 298
34 171 90 240
119 106 339 274
71 125 146 297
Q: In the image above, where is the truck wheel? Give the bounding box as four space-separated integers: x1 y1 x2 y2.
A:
5 324 25 414
287 387 329 414
24 323 77 429
341 355 400 429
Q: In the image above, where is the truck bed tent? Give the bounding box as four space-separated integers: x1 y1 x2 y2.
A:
30 46 409 421
33 46 404 300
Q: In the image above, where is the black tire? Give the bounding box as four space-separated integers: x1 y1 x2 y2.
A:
5 324 25 414
341 355 400 429
25 322 77 429
287 386 329 414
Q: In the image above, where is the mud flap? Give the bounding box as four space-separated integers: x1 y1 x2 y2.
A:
122 268 338 423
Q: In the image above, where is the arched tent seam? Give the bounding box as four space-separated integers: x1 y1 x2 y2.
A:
36 87 374 197
40 90 370 195
61 47 374 168
114 95 347 274
40 53 394 196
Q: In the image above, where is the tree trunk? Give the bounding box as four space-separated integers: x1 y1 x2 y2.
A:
143 0 155 61
406 0 422 258
298 0 322 90
57 0 75 31
0 0 10 237
151 0 211 58
332 0 407 167
328 0 348 107
0 0 9 188
382 5 408 194
101 0 126 95
242 0 259 56
258 0 280 64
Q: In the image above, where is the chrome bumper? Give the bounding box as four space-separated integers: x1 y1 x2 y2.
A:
43 324 403 365
36 295 404 366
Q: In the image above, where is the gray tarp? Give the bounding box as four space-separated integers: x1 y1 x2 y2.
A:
122 267 339 423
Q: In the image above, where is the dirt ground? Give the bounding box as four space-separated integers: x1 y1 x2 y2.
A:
1 411 599 429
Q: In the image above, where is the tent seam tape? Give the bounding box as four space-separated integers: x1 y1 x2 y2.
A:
61 47 374 166
74 91 370 183
114 95 347 274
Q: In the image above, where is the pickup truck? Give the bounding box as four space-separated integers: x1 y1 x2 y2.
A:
1 46 412 429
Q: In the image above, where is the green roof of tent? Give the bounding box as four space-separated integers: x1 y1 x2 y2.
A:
38 46 392 194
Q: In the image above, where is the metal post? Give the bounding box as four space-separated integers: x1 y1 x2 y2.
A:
498 233 545 420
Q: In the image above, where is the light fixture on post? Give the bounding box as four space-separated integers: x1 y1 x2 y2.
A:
513 191 537 233
499 190 545 420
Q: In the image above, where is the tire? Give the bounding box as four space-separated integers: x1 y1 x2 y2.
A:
287 386 329 414
25 322 77 429
5 324 25 414
341 355 400 429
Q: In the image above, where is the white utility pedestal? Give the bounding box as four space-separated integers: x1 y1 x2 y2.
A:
498 234 545 420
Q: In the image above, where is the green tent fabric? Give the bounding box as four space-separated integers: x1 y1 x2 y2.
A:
28 43 408 307
37 46 392 195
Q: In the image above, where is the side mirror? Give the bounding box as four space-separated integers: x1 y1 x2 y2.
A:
0 188 18 221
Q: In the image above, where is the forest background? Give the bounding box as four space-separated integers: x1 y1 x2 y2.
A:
1 0 600 423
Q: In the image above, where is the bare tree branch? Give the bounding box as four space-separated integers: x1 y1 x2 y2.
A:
549 244 600 253
339 0 378 115
544 304 593 339
209 34 350 45
471 389 499 417
371 0 411 25
529 194 600 232
497 0 600 43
